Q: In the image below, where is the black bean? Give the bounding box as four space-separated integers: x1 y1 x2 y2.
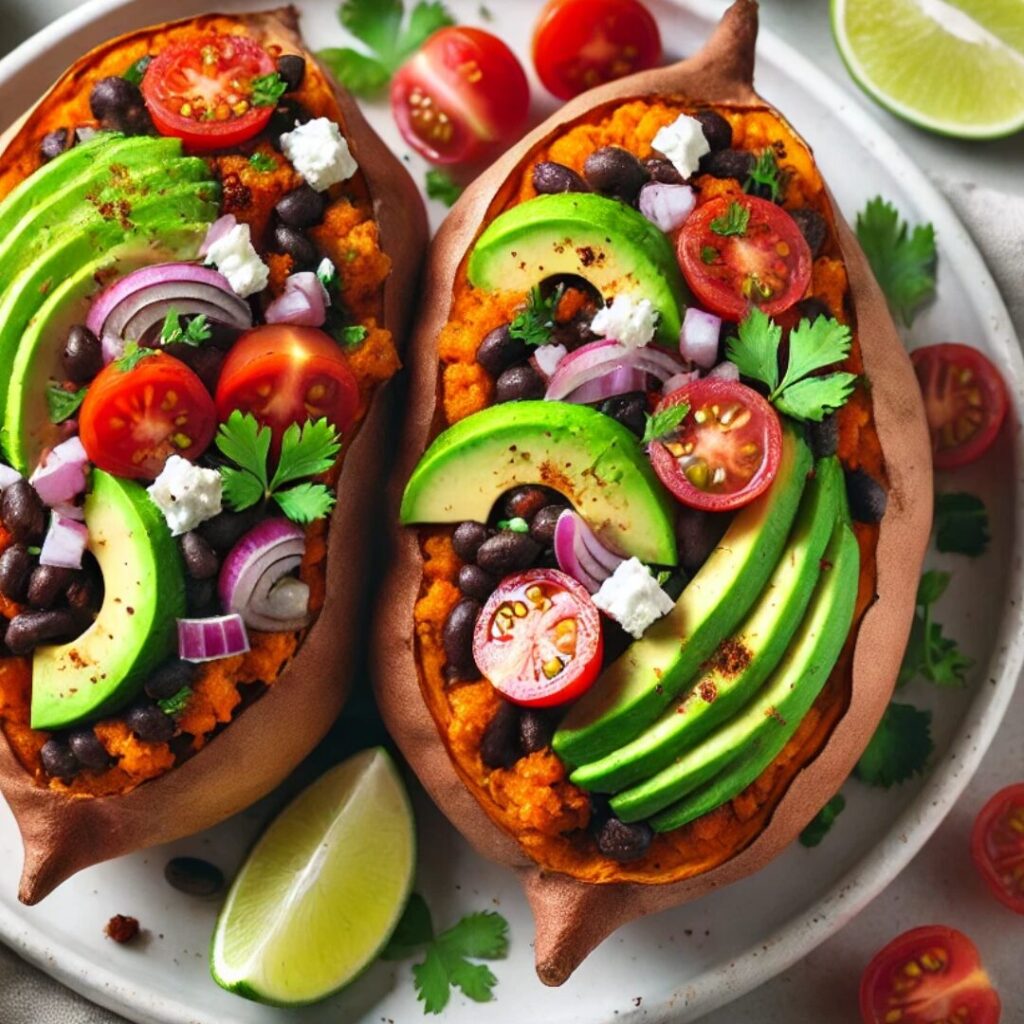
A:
642 158 684 185
480 701 522 769
0 544 33 603
807 415 839 460
501 486 550 521
125 703 176 743
275 184 325 229
476 532 541 575
458 564 497 603
27 566 75 610
61 324 103 383
164 342 224 393
40 738 79 780
89 77 153 135
185 577 219 617
145 658 198 702
678 507 724 575
599 391 648 437
495 364 545 403
276 54 306 92
68 729 112 771
695 109 733 151
40 127 73 163
519 709 554 754
595 817 653 862
845 469 888 524
452 521 489 562
529 505 564 547
66 572 102 618
443 599 481 678
198 507 263 552
5 610 79 655
1 480 46 544
476 324 530 378
180 532 219 580
583 146 648 203
267 100 313 149
273 224 318 268
164 856 225 898
532 161 590 195
587 794 613 837
798 296 833 323
698 147 754 180
789 207 828 258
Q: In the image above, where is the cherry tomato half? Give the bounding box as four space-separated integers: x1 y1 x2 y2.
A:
472 568 603 707
79 351 217 480
678 195 813 320
647 378 782 512
971 782 1024 915
390 27 530 165
142 34 277 151
215 325 361 447
860 925 1001 1024
911 343 1008 471
532 0 663 101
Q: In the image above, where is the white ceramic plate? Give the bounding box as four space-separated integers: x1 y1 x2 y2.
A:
0 2 1021 1022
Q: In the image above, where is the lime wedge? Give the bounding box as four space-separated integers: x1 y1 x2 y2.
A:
211 748 415 1006
831 0 1024 138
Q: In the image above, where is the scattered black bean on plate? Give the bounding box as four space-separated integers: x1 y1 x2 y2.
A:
164 856 226 898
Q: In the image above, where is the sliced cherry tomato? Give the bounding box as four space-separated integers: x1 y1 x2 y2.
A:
911 343 1008 471
390 28 530 165
141 35 277 151
79 351 216 480
971 782 1024 915
678 195 813 320
215 325 360 446
647 378 782 512
532 0 662 100
860 925 1001 1024
472 568 603 707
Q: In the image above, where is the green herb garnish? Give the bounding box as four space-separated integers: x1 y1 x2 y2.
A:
700 245 717 265
898 570 972 688
157 687 192 717
334 324 368 347
642 402 690 446
710 200 750 237
114 341 158 372
855 702 933 788
317 258 339 290
497 517 529 533
122 55 152 87
508 285 563 347
934 492 990 557
46 384 87 424
425 169 463 207
799 793 846 848
160 308 211 347
248 152 277 172
251 72 288 107
745 147 783 202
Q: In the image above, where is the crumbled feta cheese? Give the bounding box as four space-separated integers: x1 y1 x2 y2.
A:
590 296 658 349
279 118 358 192
593 558 674 639
147 456 223 536
203 220 268 298
651 114 710 180
533 342 568 378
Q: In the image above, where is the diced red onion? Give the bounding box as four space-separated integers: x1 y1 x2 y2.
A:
679 308 722 369
553 510 625 594
708 360 741 381
662 369 701 394
265 272 329 327
545 340 683 402
199 214 238 258
178 614 251 662
50 500 85 521
39 512 88 569
29 437 89 506
531 343 568 380
638 182 696 233
219 518 310 632
0 464 21 490
565 365 648 404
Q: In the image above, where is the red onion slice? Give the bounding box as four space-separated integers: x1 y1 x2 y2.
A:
178 614 251 662
679 307 722 369
639 182 696 233
30 437 89 506
265 272 329 327
553 510 625 594
565 364 648 404
199 214 238 258
39 512 88 569
662 369 701 394
531 343 568 380
545 340 683 402
0 465 21 490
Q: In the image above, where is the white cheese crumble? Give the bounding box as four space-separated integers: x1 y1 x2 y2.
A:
590 295 658 349
147 456 223 537
533 342 568 378
280 118 358 192
204 220 269 298
593 558 674 639
651 114 710 180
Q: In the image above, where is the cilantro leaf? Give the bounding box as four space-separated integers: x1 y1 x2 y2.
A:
426 169 463 206
413 945 452 1014
799 793 846 848
509 285 563 347
273 482 337 523
745 147 783 202
779 317 852 392
442 956 497 1003
220 466 266 512
398 1 456 61
855 702 933 787
340 0 404 56
122 55 152 86
317 47 391 95
382 893 434 961
157 687 192 717
726 308 781 392
161 309 211 347
437 911 509 960
642 402 690 445
934 492 990 557
251 72 288 107
773 372 857 422
47 383 87 424
710 201 750 237
248 152 277 172
270 418 342 490
898 570 972 688
114 340 158 372
334 324 368 347
855 197 937 327
700 245 717 265
916 568 950 606
216 412 271 493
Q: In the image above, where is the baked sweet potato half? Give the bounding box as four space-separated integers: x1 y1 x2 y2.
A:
0 6 425 904
375 0 931 985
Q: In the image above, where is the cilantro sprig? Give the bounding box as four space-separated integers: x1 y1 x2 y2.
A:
318 0 455 97
115 340 158 372
744 147 783 202
160 308 211 347
157 687 192 717
898 570 972 688
726 309 857 421
855 197 937 327
855 702 934 788
122 55 152 87
382 894 509 1014
216 412 341 524
799 793 845 848
642 402 690 446
710 200 750 237
250 72 288 108
248 152 277 172
509 285 563 347
426 169 463 207
934 492 990 557
47 383 87 424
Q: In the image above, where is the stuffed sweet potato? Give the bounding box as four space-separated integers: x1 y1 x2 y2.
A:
0 6 425 904
375 0 930 985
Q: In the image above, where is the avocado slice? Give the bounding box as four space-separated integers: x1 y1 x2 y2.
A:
31 470 186 730
401 400 678 565
644 522 860 832
553 424 812 767
467 193 688 345
571 456 843 794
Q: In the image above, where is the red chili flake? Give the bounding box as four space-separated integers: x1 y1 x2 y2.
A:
105 915 140 944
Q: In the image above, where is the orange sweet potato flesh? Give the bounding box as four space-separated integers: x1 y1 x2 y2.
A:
0 7 426 904
374 0 932 985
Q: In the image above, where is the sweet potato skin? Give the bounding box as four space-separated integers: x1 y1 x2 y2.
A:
373 0 931 984
0 6 427 904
